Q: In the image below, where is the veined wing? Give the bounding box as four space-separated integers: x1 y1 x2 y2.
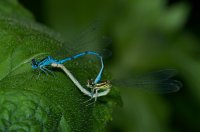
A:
56 20 111 56
112 69 182 93
55 21 113 69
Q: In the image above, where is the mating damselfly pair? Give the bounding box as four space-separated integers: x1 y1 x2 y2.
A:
30 21 182 103
31 51 182 104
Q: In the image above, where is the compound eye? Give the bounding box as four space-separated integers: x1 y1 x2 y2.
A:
31 59 37 66
88 79 95 86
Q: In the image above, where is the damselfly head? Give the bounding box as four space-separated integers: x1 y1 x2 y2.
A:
87 79 95 88
31 59 38 69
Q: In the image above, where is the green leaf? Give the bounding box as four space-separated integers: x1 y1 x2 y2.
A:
0 0 120 131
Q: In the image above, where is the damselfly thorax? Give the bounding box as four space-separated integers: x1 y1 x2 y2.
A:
87 79 112 90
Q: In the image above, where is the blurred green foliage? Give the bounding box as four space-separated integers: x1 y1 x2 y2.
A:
2 0 200 131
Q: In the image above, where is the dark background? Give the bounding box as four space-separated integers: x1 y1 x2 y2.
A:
19 0 200 34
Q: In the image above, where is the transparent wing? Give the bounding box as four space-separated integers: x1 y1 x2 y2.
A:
54 21 112 69
112 69 182 93
56 20 112 56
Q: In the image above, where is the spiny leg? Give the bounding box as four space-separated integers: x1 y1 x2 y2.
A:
83 88 96 104
86 101 96 107
85 98 96 106
36 72 40 79
43 67 55 77
85 89 99 106
94 89 99 102
90 88 95 96
83 96 94 104
36 69 41 79
40 67 49 76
